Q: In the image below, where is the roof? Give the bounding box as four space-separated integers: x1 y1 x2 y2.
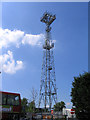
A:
0 91 20 95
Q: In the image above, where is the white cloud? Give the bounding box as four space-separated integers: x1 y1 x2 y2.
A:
22 34 44 46
0 28 24 49
0 28 56 49
0 28 56 74
0 28 44 49
0 28 45 74
0 50 24 74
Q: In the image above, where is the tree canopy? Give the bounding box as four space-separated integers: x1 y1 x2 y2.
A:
53 101 66 112
71 72 90 119
21 87 38 114
28 101 35 112
21 98 36 113
21 98 28 113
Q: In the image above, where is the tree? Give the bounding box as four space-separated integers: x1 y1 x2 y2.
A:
30 87 38 107
21 87 38 114
71 72 90 119
21 98 36 113
53 101 66 112
21 98 29 117
28 101 35 113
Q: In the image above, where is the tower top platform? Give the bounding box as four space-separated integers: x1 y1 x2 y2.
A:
40 12 56 26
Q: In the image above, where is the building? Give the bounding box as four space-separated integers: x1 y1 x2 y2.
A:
62 108 76 119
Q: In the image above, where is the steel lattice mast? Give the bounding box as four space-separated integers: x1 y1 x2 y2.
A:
39 12 57 111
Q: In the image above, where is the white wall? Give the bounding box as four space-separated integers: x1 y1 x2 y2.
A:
62 108 76 118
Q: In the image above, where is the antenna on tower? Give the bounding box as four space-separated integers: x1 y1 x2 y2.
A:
39 12 57 111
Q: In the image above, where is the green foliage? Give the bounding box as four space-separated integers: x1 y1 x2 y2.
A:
53 101 66 111
21 98 28 106
71 72 90 119
28 101 35 113
21 98 36 113
21 98 28 113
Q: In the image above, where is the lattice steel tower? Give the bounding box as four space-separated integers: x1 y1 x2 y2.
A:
39 12 57 111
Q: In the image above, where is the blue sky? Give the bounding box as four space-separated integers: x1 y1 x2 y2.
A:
1 2 88 108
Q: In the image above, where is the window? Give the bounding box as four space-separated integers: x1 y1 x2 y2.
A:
14 96 19 105
2 94 7 105
7 95 19 105
0 93 2 105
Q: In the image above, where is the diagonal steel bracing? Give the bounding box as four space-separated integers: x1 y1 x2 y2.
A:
39 12 57 111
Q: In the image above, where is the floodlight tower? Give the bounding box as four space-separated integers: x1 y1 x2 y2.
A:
39 12 57 111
